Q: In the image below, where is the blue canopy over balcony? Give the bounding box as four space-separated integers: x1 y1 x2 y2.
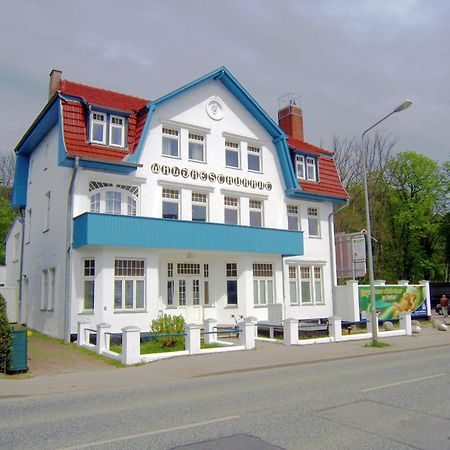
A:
73 213 303 256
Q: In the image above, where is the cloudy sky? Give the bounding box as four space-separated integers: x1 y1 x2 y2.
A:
1 0 448 163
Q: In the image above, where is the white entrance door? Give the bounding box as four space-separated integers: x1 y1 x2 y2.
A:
177 278 203 323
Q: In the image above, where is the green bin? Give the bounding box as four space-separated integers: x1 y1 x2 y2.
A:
10 329 28 372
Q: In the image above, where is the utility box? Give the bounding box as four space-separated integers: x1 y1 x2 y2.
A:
9 329 28 372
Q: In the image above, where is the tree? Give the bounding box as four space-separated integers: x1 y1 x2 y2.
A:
0 191 17 264
0 294 11 373
0 151 15 188
385 151 446 281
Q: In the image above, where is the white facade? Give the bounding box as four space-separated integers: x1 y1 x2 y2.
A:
9 69 344 339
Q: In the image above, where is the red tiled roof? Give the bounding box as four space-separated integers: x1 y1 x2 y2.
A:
288 137 349 200
59 80 149 161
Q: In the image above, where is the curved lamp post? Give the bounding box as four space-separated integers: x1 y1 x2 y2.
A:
361 100 412 343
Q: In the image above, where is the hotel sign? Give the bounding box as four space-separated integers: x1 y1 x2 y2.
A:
151 163 273 191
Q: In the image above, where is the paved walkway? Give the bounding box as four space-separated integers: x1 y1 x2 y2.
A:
1 321 449 398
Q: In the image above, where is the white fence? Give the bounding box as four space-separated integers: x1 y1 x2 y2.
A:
77 317 257 365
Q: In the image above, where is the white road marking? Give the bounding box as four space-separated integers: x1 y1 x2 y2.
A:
361 373 446 393
60 415 240 449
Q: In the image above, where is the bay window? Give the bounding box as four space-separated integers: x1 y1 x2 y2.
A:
89 184 138 216
289 265 324 306
253 263 273 305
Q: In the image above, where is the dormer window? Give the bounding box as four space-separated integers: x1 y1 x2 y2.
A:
306 157 316 181
295 154 317 182
89 111 127 148
91 112 106 144
295 155 305 179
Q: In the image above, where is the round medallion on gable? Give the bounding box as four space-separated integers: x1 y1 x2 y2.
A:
206 97 224 120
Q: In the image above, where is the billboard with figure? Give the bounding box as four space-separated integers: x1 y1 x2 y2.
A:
359 285 427 320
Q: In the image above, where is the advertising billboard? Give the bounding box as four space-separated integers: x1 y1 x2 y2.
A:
359 285 427 320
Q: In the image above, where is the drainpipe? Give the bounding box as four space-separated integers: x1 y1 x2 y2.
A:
18 208 25 324
328 199 350 291
64 156 79 342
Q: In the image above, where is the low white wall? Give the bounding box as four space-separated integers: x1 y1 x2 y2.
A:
333 280 359 322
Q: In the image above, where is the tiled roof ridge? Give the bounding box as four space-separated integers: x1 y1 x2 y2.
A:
288 136 334 156
60 79 150 109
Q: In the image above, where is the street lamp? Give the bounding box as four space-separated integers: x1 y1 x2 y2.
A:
361 100 412 343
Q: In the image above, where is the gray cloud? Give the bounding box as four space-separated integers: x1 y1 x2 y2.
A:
1 0 449 162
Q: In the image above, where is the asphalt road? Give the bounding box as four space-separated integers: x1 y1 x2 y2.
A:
1 345 450 450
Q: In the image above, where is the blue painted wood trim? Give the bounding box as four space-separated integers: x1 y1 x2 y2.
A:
11 154 29 208
127 104 156 164
286 190 348 204
73 213 304 256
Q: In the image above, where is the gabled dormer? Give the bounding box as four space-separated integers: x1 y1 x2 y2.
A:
278 101 348 203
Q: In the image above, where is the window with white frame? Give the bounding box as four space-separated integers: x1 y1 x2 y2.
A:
289 265 324 306
114 259 145 310
192 192 207 222
224 196 239 225
289 266 298 304
249 199 263 227
25 209 31 244
162 188 179 219
40 267 55 311
306 157 316 181
167 263 174 306
109 115 126 147
178 279 187 306
162 127 179 158
90 112 106 144
295 155 305 179
253 263 274 305
89 182 138 216
247 145 261 172
83 259 95 311
177 263 200 275
225 140 240 168
189 132 205 162
287 205 300 231
307 207 320 237
12 233 20 261
89 111 126 148
226 263 238 305
204 264 209 306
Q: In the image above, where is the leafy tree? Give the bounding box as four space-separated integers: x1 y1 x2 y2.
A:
0 151 15 188
0 294 11 373
0 191 17 264
385 151 446 281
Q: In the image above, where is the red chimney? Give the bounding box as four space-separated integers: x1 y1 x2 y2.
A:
48 69 62 100
278 103 304 141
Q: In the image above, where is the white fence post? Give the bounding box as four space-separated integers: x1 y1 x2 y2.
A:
329 316 342 342
96 322 111 354
399 312 412 336
77 320 90 346
121 326 141 365
203 318 217 344
239 318 256 349
283 318 298 345
185 324 201 354
366 315 379 337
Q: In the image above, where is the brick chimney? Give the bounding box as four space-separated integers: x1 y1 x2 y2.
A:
48 69 62 99
278 102 304 141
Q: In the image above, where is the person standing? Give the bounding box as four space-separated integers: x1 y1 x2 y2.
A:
440 294 449 318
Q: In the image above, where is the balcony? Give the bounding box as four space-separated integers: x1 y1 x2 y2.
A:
73 213 303 256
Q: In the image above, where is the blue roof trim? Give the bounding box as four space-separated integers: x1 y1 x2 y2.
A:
128 66 300 192
127 104 155 164
11 154 29 208
286 189 347 204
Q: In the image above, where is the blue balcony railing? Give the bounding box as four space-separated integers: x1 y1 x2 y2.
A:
73 212 303 256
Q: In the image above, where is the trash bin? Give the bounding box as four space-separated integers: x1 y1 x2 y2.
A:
9 329 28 372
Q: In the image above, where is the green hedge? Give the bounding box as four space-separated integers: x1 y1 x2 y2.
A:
0 294 11 373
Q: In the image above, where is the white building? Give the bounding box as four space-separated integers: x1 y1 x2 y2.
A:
10 67 348 340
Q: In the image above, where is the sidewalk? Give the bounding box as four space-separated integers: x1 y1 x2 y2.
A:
1 322 450 398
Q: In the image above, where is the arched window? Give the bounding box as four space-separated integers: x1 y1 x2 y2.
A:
88 181 139 216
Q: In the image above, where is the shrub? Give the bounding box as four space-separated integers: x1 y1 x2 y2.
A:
0 294 11 373
150 313 185 347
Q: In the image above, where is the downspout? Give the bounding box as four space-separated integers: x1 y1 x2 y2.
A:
328 199 350 296
64 156 79 342
18 209 25 324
